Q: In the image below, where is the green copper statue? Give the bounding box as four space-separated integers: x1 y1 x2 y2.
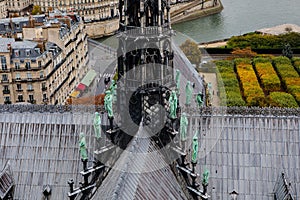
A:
79 132 88 160
169 90 178 119
175 69 181 91
196 92 203 107
109 80 117 101
93 112 101 139
191 132 198 164
180 112 188 141
185 81 193 105
202 169 210 186
104 90 114 118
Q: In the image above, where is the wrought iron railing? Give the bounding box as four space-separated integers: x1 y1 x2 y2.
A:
274 172 294 200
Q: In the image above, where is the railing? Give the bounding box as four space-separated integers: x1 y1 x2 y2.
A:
274 172 294 200
119 23 172 37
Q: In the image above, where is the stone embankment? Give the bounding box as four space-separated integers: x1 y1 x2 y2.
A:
171 0 223 24
86 0 223 38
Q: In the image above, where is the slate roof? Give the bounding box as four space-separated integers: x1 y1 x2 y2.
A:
0 105 299 200
0 110 102 200
194 115 300 200
92 124 188 200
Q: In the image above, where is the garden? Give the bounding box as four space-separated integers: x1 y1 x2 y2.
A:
216 56 299 107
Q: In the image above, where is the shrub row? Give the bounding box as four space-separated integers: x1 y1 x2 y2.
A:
292 57 300 75
226 32 300 49
215 60 246 106
268 92 298 108
235 59 265 106
273 56 300 105
253 57 281 93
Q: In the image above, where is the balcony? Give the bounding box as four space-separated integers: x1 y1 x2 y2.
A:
27 100 36 104
16 89 23 92
1 79 9 83
2 90 10 94
4 100 11 104
27 88 34 92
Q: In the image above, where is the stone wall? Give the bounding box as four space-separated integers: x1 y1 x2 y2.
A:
84 19 119 39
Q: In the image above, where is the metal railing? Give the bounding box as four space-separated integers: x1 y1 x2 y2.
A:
274 173 294 200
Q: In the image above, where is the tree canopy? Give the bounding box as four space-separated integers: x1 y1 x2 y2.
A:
180 39 202 67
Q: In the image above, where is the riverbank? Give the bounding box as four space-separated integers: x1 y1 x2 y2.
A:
171 0 223 24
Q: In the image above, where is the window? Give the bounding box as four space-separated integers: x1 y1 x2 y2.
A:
38 61 42 68
25 62 31 69
27 72 32 80
40 71 44 78
43 93 47 101
27 84 33 91
29 94 34 101
3 85 9 91
15 23 20 29
17 84 22 90
16 73 21 80
1 56 7 70
26 50 30 56
14 50 19 57
4 96 10 103
18 94 23 102
2 74 8 82
15 62 20 69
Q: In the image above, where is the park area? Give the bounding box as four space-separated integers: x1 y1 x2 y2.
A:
216 56 300 107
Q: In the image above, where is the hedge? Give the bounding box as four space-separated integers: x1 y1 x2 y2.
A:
235 61 265 106
268 92 298 108
254 61 281 93
216 60 246 106
292 57 300 75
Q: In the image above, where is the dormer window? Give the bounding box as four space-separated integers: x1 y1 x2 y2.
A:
14 50 19 57
35 48 40 54
26 50 30 56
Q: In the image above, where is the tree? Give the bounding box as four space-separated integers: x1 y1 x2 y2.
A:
282 43 293 59
231 47 257 58
180 39 202 68
32 5 42 15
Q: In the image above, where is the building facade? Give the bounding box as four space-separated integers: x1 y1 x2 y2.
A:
0 0 7 19
0 11 88 105
34 0 119 22
6 0 32 16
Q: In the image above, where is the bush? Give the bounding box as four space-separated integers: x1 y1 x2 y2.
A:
292 57 300 75
216 60 246 106
254 61 281 93
268 92 298 108
236 62 265 106
227 32 300 49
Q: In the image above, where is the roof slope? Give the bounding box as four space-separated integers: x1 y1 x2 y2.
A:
0 111 100 200
92 124 188 200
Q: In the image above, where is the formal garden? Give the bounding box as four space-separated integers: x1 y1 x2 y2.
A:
216 56 300 107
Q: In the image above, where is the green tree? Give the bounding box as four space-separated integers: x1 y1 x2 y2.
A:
180 39 201 68
32 5 42 15
282 43 293 59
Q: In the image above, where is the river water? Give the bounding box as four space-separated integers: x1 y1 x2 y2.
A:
97 0 300 45
172 0 300 43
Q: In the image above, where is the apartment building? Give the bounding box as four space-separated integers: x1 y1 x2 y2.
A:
0 11 88 104
0 0 7 19
6 0 32 16
34 0 119 22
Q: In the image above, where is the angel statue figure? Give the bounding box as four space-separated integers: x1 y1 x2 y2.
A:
185 81 193 106
180 112 188 142
191 131 198 164
169 90 178 119
93 112 101 139
104 90 114 118
79 132 88 160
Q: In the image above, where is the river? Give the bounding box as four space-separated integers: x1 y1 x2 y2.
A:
97 0 300 45
172 0 300 43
